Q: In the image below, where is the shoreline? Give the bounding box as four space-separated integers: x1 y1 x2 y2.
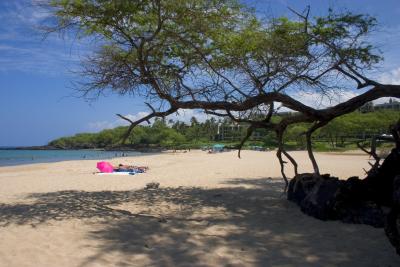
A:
0 148 370 168
0 149 151 168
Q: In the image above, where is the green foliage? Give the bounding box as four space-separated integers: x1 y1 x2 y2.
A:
48 110 399 151
285 124 308 148
312 10 381 66
49 0 250 93
317 110 399 148
48 0 381 99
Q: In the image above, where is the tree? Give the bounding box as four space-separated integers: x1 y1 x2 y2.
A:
45 0 400 186
285 124 308 149
190 117 199 127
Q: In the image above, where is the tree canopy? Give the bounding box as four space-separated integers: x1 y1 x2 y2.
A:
46 0 400 184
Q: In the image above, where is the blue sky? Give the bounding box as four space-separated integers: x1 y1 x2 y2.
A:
1 0 400 146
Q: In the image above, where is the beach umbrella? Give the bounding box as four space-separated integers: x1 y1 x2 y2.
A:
97 161 114 173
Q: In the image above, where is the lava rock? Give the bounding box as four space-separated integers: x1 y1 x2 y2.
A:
299 177 342 220
393 175 400 206
287 173 319 205
288 174 386 227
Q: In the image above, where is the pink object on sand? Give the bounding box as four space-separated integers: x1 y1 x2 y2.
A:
97 161 114 173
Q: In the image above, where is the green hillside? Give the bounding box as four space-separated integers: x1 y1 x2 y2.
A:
49 110 399 151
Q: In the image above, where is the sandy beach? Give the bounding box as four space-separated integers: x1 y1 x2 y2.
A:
0 150 398 267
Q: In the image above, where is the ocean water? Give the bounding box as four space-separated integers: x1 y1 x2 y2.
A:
0 149 142 167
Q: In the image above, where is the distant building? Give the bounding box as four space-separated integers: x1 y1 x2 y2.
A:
374 98 400 111
216 123 245 141
215 122 266 141
360 98 400 113
215 99 400 141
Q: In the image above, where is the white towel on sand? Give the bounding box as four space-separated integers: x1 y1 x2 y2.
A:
95 172 135 175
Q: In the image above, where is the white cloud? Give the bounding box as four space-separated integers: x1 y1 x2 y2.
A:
0 0 89 75
86 109 218 132
87 121 117 132
166 109 213 124
122 112 151 123
285 90 359 111
288 88 398 110
371 67 400 104
378 67 400 85
87 112 149 132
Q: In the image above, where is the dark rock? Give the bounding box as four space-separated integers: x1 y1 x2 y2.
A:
145 182 160 190
393 175 400 206
339 201 385 228
385 175 400 255
334 177 368 207
364 148 400 205
299 177 342 220
288 174 386 227
287 173 319 205
385 206 400 255
158 217 168 223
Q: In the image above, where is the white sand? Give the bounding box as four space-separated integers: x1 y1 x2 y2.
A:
0 150 398 266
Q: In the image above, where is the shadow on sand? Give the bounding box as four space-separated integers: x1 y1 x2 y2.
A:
0 178 398 266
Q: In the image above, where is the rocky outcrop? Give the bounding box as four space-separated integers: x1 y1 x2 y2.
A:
300 176 343 220
385 175 400 255
288 147 400 255
288 147 400 230
287 173 318 205
288 174 387 227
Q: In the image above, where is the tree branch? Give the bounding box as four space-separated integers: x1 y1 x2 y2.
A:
117 106 178 144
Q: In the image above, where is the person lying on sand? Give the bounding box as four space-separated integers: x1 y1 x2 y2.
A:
114 164 149 172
